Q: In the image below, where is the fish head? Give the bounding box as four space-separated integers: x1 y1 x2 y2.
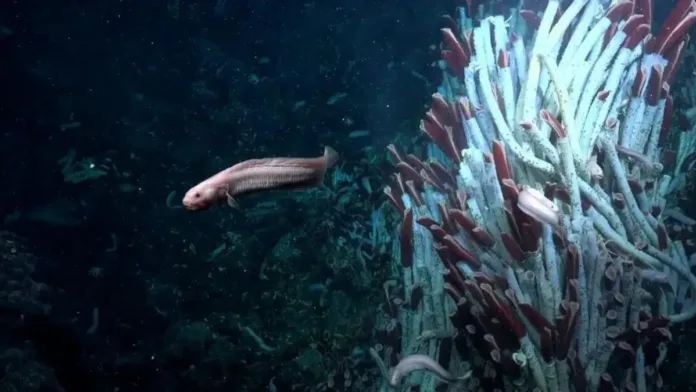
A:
182 181 225 210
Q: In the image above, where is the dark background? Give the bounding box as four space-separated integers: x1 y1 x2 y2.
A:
0 0 446 390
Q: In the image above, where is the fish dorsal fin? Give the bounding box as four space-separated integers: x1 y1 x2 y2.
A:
226 158 268 172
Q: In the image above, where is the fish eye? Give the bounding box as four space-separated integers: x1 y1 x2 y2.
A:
194 192 201 198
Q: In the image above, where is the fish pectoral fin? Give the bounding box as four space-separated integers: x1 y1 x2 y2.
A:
226 193 239 208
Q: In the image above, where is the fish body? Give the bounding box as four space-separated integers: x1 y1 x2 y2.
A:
389 354 471 386
183 146 338 210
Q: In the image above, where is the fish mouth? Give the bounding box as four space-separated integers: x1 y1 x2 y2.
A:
183 201 209 211
182 202 199 211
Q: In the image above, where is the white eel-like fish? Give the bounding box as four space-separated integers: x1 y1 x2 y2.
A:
381 352 473 387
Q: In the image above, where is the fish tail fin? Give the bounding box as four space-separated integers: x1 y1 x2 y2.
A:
323 146 339 169
312 146 339 187
457 370 473 381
